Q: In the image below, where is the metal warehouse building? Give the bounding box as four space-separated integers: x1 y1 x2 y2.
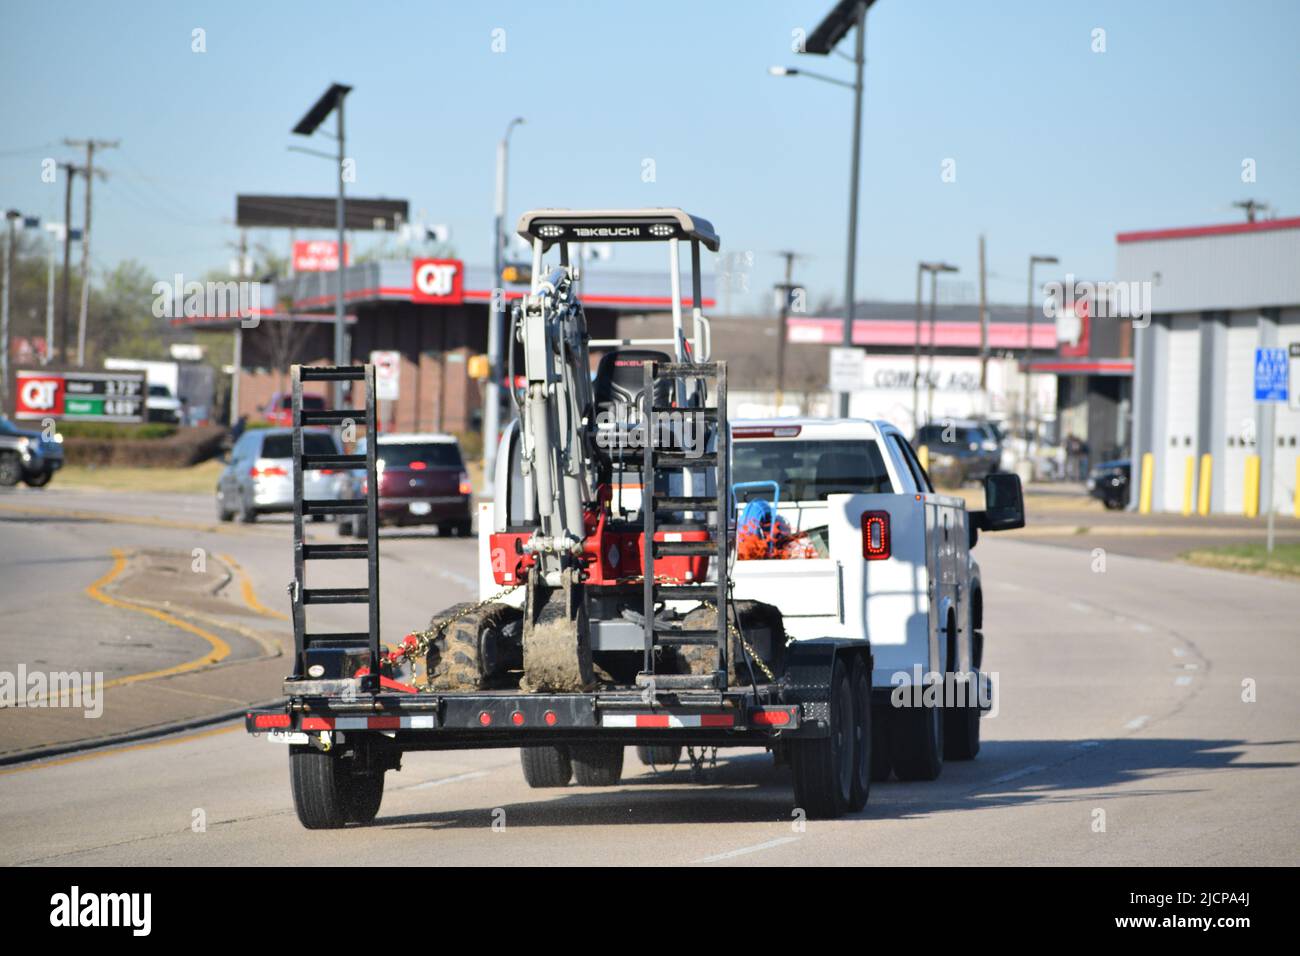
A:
1124 217 1300 515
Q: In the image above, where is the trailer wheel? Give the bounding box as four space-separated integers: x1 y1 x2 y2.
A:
889 697 943 782
848 656 872 811
636 744 682 767
289 746 384 829
570 744 624 786
520 746 573 788
790 657 854 819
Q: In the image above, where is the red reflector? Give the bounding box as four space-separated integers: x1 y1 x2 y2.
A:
544 711 558 726
511 711 525 726
751 709 791 727
861 510 891 560
254 713 291 729
301 717 334 731
369 716 400 730
478 711 493 726
700 713 735 727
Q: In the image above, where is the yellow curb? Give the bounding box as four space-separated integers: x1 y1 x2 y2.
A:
220 553 289 621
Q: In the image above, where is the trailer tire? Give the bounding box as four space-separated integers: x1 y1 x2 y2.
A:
636 744 682 767
570 744 624 786
290 746 383 829
790 657 854 819
520 745 573 788
848 656 872 811
889 697 944 782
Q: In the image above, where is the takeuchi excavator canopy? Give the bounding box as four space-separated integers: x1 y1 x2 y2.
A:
516 207 720 252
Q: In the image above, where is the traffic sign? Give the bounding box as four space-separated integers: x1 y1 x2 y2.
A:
370 351 400 402
1254 347 1288 403
829 347 864 393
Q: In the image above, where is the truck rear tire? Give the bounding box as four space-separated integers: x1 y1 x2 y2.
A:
848 657 872 811
889 699 944 782
570 744 624 786
289 746 385 829
520 745 573 788
943 683 981 760
790 657 855 819
636 744 682 767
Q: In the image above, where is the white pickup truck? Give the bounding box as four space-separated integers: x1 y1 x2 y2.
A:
729 418 1024 783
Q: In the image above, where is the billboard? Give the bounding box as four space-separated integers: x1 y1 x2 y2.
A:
13 370 147 423
236 195 408 231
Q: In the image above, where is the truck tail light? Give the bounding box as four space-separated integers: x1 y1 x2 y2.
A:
250 465 287 478
458 471 472 496
861 510 890 560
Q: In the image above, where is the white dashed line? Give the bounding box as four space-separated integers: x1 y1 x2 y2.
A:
989 764 1047 786
694 836 800 863
408 770 490 790
1124 715 1150 730
1175 675 1194 686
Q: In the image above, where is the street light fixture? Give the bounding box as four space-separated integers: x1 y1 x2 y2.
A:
1023 253 1059 468
292 82 352 408
770 0 877 417
483 116 525 499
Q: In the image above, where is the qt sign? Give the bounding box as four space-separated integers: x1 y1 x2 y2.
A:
412 258 463 304
16 374 64 416
13 370 145 423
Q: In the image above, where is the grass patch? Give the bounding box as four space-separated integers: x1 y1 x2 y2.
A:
55 459 225 495
1181 542 1300 580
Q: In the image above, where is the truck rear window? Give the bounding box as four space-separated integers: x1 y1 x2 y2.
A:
378 442 463 469
733 439 892 501
261 433 337 458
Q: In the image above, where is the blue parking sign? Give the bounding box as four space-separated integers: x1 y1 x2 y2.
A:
1254 347 1289 402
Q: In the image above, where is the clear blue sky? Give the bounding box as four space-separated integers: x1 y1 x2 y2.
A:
3 0 1297 312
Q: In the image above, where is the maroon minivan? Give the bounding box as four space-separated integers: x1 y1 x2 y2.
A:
338 434 473 537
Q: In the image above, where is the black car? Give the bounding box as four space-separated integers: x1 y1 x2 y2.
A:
1086 458 1131 510
913 420 1002 486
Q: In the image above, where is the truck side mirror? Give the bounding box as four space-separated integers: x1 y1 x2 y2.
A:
976 472 1025 532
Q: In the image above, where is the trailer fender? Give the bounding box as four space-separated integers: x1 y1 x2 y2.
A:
780 639 872 735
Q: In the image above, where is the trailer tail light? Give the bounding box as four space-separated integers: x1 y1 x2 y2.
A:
478 711 493 726
253 713 291 729
544 710 558 726
750 708 794 727
861 510 891 560
458 471 472 496
511 711 525 726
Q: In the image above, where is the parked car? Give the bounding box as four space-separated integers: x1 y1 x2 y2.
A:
1086 458 1131 510
146 383 183 424
0 416 64 487
262 391 326 427
913 419 1002 486
338 433 472 537
216 427 344 522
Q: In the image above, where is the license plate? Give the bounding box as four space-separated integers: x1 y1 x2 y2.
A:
409 501 432 515
265 730 309 745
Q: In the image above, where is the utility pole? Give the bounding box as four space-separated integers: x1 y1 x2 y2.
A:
773 250 799 414
2 211 19 405
58 161 81 366
838 1 867 418
978 234 989 394
65 138 118 367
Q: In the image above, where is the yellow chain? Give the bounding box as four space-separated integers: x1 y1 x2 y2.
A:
701 601 775 682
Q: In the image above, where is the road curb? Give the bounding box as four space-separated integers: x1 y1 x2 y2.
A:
0 697 287 770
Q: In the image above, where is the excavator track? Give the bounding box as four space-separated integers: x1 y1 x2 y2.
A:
425 602 520 691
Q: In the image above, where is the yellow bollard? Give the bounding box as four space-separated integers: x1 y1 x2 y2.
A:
1181 456 1195 516
1197 454 1213 516
1243 455 1261 518
1295 457 1300 520
1138 452 1154 514
917 444 930 474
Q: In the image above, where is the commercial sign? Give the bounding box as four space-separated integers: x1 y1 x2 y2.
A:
828 347 865 393
1254 347 1288 403
411 258 464 304
292 240 350 272
13 370 146 423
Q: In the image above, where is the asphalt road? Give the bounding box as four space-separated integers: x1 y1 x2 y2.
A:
1 486 1298 865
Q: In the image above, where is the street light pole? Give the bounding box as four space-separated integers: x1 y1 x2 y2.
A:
912 261 927 436
484 117 524 499
1023 253 1058 470
839 1 867 418
2 211 19 404
334 94 348 409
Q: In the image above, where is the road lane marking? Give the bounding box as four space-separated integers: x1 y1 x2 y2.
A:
694 836 800 864
221 553 289 620
83 548 232 691
1174 675 1193 686
1125 715 1150 730
988 764 1047 786
0 724 239 776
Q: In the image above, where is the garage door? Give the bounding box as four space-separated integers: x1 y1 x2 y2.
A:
1221 313 1260 514
1269 310 1300 515
1160 315 1200 512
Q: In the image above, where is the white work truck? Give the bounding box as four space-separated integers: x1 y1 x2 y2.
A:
729 418 1023 782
